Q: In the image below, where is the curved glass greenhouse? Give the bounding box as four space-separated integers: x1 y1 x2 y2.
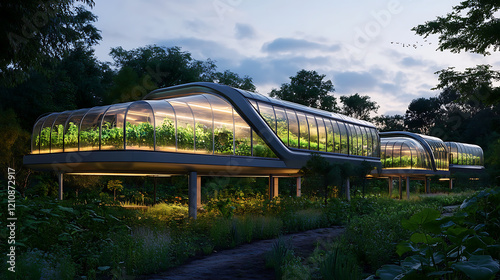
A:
26 82 381 176
445 142 484 167
379 132 449 174
31 94 276 158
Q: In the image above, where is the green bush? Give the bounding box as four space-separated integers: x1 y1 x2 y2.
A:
371 187 500 280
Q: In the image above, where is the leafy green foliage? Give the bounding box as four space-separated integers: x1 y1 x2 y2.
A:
372 187 500 280
340 93 379 121
1 0 101 85
319 246 361 280
412 0 500 55
270 69 339 112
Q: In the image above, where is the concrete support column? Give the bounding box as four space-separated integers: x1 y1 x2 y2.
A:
388 177 393 198
268 175 279 199
398 176 402 200
197 176 202 208
296 177 302 197
346 177 351 201
188 171 198 219
58 173 63 201
406 176 410 200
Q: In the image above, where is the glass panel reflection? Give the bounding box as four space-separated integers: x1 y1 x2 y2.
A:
40 113 59 154
151 100 176 152
307 115 318 150
50 111 72 153
297 112 309 149
274 107 288 146
101 103 128 150
80 106 109 151
286 109 299 149
317 117 327 152
183 95 214 154
31 116 48 154
125 102 154 150
64 109 88 152
206 94 234 155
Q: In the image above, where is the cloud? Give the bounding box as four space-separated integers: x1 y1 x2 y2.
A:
262 38 340 53
400 56 424 67
333 71 378 93
235 23 256 39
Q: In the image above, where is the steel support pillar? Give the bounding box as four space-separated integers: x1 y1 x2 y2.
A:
296 176 302 197
346 177 351 201
58 173 63 201
269 175 279 199
406 176 410 200
188 171 198 219
197 175 202 208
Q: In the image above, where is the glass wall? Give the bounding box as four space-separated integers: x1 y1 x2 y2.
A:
421 135 449 171
30 93 276 158
445 142 484 166
380 137 432 170
251 100 380 158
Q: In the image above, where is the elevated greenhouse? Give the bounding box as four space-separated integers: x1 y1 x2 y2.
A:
24 82 382 217
23 83 486 216
445 142 485 173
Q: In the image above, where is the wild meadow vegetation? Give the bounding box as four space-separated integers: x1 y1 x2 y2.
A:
1 174 498 280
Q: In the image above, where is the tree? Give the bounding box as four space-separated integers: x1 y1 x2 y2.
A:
107 179 123 201
413 0 500 105
300 154 341 204
107 45 256 102
373 114 405 132
433 65 500 105
0 46 113 130
404 97 443 134
270 70 339 112
340 93 379 121
0 0 101 85
213 70 256 92
412 0 500 55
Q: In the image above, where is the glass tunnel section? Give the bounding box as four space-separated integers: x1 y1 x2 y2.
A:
445 142 484 166
248 99 380 158
380 133 450 173
380 137 432 170
31 93 277 158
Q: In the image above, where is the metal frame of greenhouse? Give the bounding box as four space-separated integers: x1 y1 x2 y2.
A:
23 82 485 218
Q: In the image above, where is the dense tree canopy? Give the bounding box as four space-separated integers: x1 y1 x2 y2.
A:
413 0 500 106
373 115 405 132
340 93 379 121
404 97 443 135
413 0 500 55
107 45 256 102
0 0 101 85
269 70 338 112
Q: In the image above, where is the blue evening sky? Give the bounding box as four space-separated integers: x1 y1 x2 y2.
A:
91 0 498 115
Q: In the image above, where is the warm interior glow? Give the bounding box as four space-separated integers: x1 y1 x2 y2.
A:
67 172 172 177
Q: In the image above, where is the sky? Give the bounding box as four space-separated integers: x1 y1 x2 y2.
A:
90 0 499 116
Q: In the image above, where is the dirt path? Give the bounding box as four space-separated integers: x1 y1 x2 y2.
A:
142 226 345 280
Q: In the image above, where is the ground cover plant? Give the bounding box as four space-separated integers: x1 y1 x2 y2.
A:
0 184 496 279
